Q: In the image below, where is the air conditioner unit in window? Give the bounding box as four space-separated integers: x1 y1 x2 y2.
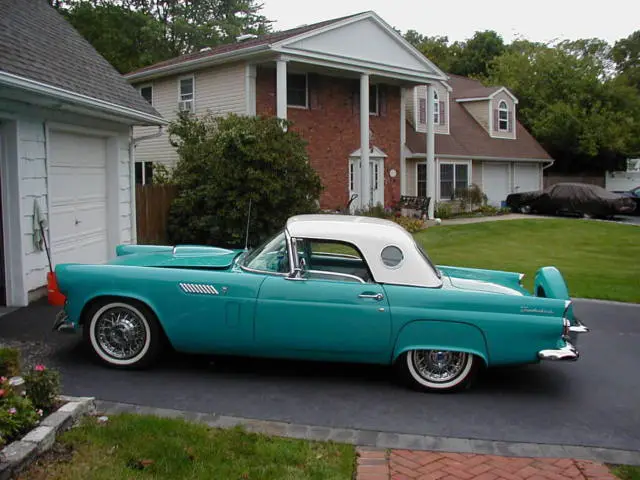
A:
178 100 193 112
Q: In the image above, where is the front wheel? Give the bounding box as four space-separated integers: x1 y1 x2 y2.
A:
399 349 479 392
83 299 164 369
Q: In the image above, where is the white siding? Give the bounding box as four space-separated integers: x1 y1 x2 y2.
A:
411 83 449 135
133 62 247 168
118 136 134 243
606 170 640 191
461 100 490 133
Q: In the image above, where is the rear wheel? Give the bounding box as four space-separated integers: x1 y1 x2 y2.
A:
83 299 164 369
399 349 479 392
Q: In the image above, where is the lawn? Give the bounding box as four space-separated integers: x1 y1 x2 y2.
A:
414 218 640 303
18 414 355 480
611 465 640 480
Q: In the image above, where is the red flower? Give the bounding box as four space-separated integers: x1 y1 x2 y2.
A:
0 389 5 398
34 364 46 372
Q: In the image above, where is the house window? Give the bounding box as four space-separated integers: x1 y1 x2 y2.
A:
287 73 307 107
135 161 154 185
440 163 469 199
349 163 355 191
179 77 194 112
498 100 509 131
369 85 378 115
417 164 427 197
419 98 426 124
139 84 152 105
433 91 439 124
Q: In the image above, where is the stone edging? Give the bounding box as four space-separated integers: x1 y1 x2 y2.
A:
95 400 640 467
0 395 95 480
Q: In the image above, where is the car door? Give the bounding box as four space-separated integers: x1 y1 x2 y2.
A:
253 238 392 357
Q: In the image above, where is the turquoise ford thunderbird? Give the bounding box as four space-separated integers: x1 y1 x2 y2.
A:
51 214 588 392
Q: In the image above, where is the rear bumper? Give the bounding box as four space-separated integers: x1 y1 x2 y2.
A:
538 342 579 361
52 310 77 333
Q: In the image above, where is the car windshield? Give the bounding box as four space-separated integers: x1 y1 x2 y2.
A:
414 240 442 279
239 230 290 274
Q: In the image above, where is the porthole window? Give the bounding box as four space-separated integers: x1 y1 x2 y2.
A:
381 245 404 268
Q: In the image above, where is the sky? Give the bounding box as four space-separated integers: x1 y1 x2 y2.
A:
260 0 639 45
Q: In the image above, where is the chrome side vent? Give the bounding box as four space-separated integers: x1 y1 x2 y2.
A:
179 283 219 295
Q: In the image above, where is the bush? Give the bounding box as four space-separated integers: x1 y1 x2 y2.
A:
0 348 20 377
392 216 424 233
353 203 392 219
435 202 454 219
0 375 40 448
166 113 323 248
454 184 487 212
24 364 61 413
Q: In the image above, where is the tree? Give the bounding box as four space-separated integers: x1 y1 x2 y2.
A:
450 30 505 78
166 113 323 248
611 31 640 89
62 2 172 73
404 30 457 72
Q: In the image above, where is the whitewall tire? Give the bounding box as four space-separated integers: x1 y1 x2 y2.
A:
83 300 164 369
400 349 479 393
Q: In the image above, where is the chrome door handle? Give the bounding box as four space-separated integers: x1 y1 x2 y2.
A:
358 293 384 301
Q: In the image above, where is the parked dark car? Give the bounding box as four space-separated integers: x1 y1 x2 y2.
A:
506 182 636 218
612 185 640 216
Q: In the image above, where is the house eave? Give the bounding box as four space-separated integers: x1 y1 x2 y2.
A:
0 70 165 126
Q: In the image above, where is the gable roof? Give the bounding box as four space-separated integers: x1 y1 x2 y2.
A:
0 0 163 125
125 11 447 84
407 75 551 161
447 74 517 103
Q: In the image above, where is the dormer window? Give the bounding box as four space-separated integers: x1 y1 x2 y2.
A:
498 100 509 132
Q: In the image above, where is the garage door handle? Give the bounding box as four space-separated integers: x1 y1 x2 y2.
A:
75 219 81 225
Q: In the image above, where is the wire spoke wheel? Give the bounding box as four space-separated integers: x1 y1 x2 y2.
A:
411 350 468 383
95 307 147 360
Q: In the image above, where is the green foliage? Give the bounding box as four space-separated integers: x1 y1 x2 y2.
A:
611 31 640 90
0 375 40 448
353 203 390 218
152 163 175 185
453 184 487 211
166 113 323 248
24 365 61 413
0 348 20 377
435 202 453 219
393 216 425 233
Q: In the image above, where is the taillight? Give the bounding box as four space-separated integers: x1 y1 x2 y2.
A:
47 272 66 306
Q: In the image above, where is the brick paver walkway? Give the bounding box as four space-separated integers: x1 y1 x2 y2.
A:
356 447 618 480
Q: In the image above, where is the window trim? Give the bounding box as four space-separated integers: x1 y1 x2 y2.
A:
138 83 153 105
433 90 439 125
498 100 509 132
414 160 472 201
286 72 308 109
178 75 195 113
416 163 427 198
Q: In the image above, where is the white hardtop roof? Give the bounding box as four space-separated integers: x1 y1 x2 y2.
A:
286 214 442 288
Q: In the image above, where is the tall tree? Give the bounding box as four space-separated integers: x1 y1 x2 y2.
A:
611 31 640 89
404 30 457 72
450 30 505 78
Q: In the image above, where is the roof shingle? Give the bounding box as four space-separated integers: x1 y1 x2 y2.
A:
0 0 161 119
408 75 551 160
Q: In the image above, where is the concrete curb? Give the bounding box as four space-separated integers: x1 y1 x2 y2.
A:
0 395 95 480
95 400 640 467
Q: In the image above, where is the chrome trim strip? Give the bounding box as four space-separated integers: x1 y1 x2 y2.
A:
538 342 579 361
306 269 366 283
179 283 219 295
569 325 589 334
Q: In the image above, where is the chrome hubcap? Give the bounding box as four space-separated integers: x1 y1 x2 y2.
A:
412 350 468 383
95 307 147 360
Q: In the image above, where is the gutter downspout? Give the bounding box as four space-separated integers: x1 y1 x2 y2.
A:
129 126 164 244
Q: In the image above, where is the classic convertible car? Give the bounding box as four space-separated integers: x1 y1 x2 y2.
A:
51 214 588 392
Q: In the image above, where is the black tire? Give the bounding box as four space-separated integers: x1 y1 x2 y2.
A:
82 298 165 369
396 350 480 393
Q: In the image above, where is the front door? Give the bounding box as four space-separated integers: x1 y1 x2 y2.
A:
349 157 384 210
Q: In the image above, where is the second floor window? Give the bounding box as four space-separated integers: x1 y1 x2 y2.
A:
179 77 194 113
498 100 509 131
433 91 440 124
139 85 152 105
287 73 307 108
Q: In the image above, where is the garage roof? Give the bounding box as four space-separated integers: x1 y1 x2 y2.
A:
0 0 164 125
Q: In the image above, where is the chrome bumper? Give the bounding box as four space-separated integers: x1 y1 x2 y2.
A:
538 342 579 361
52 310 77 333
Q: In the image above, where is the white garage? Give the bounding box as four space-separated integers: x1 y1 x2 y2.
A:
513 162 542 193
49 131 109 266
0 0 165 306
482 162 510 207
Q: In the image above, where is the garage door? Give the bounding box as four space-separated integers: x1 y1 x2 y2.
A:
514 163 541 193
49 131 108 266
482 162 510 207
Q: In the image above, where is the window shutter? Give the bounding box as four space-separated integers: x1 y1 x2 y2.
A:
379 85 388 116
308 73 321 109
351 79 360 115
493 109 499 131
439 101 445 125
508 110 513 132
419 98 426 124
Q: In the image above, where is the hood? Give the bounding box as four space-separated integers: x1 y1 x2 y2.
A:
109 244 244 269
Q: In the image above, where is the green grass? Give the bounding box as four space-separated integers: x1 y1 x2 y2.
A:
611 465 640 480
19 414 355 480
413 219 640 303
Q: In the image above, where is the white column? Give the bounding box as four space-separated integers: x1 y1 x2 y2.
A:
360 73 370 209
245 64 257 116
276 60 287 121
426 83 436 219
400 87 407 196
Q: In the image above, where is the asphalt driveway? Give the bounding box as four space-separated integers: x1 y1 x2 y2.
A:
1 298 639 452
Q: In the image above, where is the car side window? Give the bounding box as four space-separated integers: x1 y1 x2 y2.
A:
294 238 373 283
242 231 290 274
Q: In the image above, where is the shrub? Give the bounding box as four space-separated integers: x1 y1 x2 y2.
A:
0 348 20 377
24 364 60 413
435 202 453 219
0 376 40 447
353 203 392 219
166 113 323 248
393 216 424 233
454 184 487 211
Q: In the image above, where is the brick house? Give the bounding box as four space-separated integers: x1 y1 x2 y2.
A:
125 11 552 215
